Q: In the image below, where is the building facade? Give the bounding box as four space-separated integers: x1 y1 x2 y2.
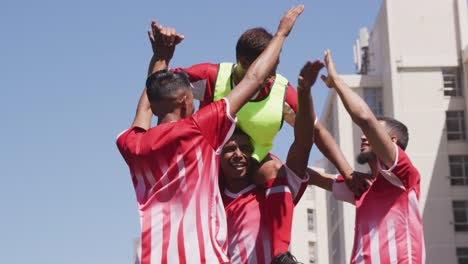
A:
291 0 468 263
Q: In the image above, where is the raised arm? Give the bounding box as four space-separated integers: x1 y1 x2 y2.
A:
131 21 184 130
314 122 373 196
321 50 395 167
306 167 336 192
284 61 321 178
226 5 304 116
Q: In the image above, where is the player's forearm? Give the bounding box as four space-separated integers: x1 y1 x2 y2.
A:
306 168 333 192
148 56 169 76
314 123 353 180
332 77 376 128
294 88 315 149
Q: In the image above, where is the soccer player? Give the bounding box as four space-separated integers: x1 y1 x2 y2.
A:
116 6 304 264
164 20 368 260
308 50 425 264
220 60 318 264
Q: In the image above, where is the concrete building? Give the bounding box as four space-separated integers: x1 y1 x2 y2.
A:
291 0 468 263
290 169 330 264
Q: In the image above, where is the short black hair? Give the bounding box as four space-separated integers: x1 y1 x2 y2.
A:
232 127 251 140
235 27 273 63
377 117 409 150
146 70 191 102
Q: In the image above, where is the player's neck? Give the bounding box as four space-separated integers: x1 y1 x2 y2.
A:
225 178 252 193
232 66 244 87
368 159 379 178
157 112 182 124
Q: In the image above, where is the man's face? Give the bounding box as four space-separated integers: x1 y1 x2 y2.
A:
360 134 372 153
242 57 279 81
356 121 396 165
220 133 253 180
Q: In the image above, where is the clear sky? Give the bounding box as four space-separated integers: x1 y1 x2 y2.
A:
0 1 381 263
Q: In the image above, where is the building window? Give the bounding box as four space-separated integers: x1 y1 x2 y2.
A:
443 68 462 96
363 88 383 116
307 209 315 231
449 155 468 185
446 111 466 140
457 247 468 264
308 241 316 264
453 201 468 232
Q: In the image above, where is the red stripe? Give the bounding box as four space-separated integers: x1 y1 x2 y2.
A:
141 210 152 264
361 225 371 264
177 217 187 263
161 205 171 264
256 230 266 264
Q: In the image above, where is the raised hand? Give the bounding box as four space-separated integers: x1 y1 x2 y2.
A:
147 20 185 61
345 171 374 197
276 5 304 37
298 60 325 92
320 49 339 88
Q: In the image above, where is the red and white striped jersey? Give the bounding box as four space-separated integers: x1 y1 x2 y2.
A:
222 166 309 264
333 144 425 264
117 99 236 264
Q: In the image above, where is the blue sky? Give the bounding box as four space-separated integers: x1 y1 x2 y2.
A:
0 1 381 263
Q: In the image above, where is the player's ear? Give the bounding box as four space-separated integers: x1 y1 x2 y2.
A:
390 136 398 144
238 56 251 70
180 95 186 115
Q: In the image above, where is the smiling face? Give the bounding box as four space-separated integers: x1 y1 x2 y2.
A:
220 132 254 181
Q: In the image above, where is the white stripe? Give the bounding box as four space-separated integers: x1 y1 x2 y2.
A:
147 157 169 199
209 152 229 262
369 222 381 264
354 232 365 264
224 184 256 199
222 97 237 123
183 198 201 264
167 201 182 264
157 158 170 186
408 190 424 263
163 153 187 264
150 204 163 264
177 155 186 192
230 244 241 264
200 155 218 262
244 233 257 264
135 169 146 203
386 143 400 172
135 240 142 264
265 185 291 196
261 228 271 264
379 144 405 190
387 219 398 264
405 216 413 264
142 165 155 199
183 148 204 264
